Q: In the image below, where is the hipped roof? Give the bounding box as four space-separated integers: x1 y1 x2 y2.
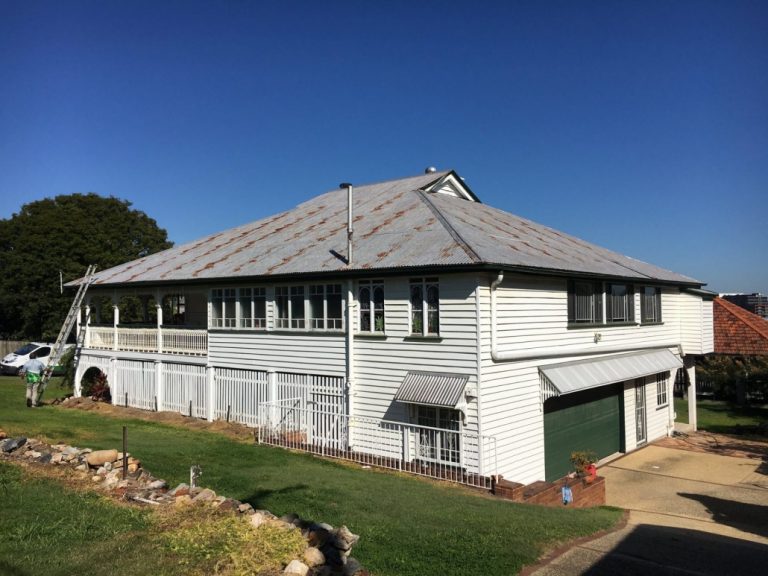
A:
79 170 703 287
714 298 768 356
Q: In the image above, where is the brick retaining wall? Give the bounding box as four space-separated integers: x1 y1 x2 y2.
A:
493 475 606 508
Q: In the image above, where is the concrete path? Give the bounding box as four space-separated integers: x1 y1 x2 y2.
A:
527 443 768 575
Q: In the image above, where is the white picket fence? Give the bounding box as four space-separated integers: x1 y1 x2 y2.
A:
80 353 346 427
215 368 269 426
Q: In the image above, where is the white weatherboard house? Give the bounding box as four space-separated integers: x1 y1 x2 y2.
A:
73 170 713 487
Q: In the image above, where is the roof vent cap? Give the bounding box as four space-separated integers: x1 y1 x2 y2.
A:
425 166 437 174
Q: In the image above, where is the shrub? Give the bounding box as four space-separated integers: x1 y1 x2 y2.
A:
80 368 111 402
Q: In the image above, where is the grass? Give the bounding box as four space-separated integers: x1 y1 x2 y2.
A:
0 376 622 576
675 396 768 434
0 462 306 576
0 461 173 576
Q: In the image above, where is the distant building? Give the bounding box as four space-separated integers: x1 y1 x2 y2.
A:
721 293 768 319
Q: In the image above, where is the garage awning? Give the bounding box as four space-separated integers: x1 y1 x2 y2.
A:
394 371 469 409
539 349 683 400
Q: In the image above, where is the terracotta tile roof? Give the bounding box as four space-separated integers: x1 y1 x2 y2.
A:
713 297 768 355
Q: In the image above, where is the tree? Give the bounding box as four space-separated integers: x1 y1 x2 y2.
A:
0 193 173 340
697 354 768 404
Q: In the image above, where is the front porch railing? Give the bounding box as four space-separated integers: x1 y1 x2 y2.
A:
258 400 498 490
86 326 208 357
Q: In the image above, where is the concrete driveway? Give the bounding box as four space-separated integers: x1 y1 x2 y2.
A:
527 440 768 575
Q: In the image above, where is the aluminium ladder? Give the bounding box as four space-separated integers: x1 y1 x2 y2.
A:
41 265 97 387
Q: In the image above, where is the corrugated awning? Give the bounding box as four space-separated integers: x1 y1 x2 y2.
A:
394 371 469 409
539 349 683 400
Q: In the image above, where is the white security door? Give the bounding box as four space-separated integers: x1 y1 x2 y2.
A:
635 379 647 444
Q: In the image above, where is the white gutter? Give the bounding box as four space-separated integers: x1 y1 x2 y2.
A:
489 271 683 363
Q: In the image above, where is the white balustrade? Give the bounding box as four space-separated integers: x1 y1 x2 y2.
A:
84 326 207 356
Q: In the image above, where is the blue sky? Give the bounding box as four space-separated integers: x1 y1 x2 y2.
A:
1 0 766 294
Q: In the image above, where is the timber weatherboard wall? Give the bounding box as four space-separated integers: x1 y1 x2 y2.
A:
352 273 481 433
477 273 692 485
678 292 714 355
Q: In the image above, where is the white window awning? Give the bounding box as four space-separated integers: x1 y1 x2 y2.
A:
539 349 683 400
394 371 470 409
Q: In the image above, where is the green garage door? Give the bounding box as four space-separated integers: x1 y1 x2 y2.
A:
544 384 623 481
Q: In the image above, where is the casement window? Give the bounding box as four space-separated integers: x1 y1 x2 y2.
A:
567 280 603 324
416 406 460 464
309 284 343 330
239 288 267 329
641 286 662 324
211 288 237 328
162 294 186 325
410 278 439 336
358 280 385 333
656 373 668 407
276 286 306 329
276 284 342 331
606 283 634 323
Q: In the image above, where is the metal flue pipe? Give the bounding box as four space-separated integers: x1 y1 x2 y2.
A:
340 182 353 265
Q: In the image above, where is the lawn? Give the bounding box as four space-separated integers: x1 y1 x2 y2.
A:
0 377 622 576
0 461 175 576
675 396 768 435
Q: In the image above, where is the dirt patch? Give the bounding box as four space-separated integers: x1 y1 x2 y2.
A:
56 396 257 443
656 430 768 460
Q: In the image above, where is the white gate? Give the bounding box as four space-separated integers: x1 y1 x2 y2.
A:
276 373 347 449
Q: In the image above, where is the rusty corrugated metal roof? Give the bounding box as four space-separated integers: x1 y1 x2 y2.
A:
79 169 703 287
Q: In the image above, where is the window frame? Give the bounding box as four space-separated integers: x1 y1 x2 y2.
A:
309 283 343 331
567 280 604 326
656 373 669 408
409 277 440 336
358 280 385 334
415 405 461 464
606 283 635 324
275 283 343 332
210 288 237 328
640 286 663 324
238 287 267 329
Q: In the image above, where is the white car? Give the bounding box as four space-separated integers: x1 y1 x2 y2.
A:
0 342 72 376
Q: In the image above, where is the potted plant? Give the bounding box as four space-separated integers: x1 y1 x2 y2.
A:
570 450 598 481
